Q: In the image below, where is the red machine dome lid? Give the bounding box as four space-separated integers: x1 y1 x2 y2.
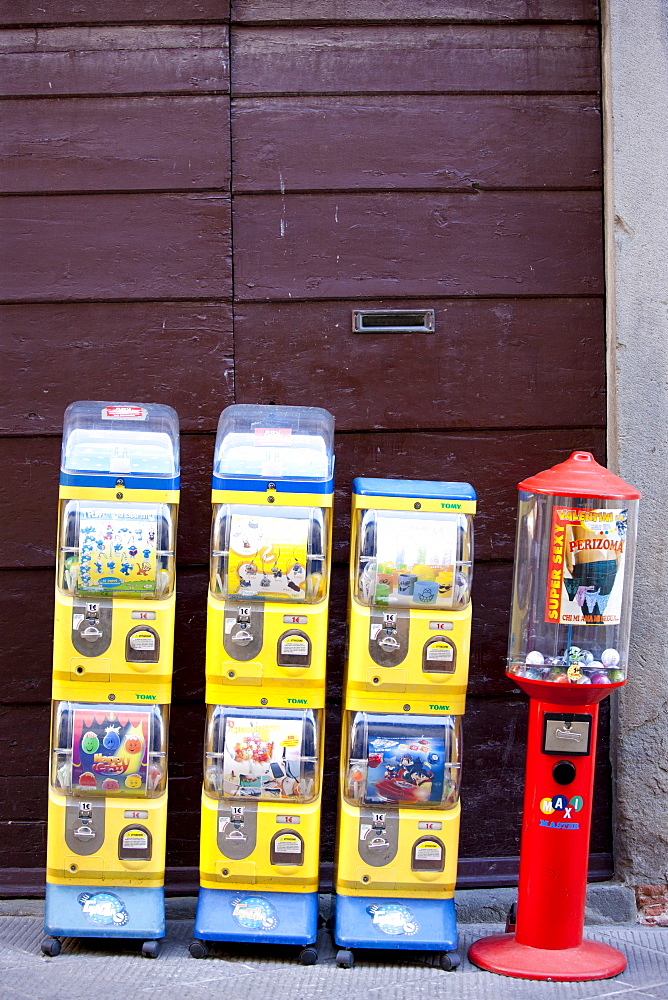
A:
519 451 641 499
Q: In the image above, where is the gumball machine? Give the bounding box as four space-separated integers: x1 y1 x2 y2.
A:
469 452 640 981
191 405 334 963
333 477 476 970
43 402 180 959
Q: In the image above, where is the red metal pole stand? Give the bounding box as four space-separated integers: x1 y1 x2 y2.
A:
468 696 627 981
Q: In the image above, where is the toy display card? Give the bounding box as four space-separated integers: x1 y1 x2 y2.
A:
227 514 310 600
77 506 158 595
69 707 153 797
545 507 628 626
222 716 304 799
360 514 460 608
362 727 448 806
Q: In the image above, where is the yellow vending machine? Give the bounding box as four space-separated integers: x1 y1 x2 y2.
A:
334 478 476 969
191 404 335 963
42 401 180 958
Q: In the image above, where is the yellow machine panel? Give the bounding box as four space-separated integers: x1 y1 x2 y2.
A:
43 401 180 958
333 478 475 969
193 405 335 959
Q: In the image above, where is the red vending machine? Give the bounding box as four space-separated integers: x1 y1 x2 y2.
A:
469 452 640 981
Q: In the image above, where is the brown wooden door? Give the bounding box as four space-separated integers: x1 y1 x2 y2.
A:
0 2 609 895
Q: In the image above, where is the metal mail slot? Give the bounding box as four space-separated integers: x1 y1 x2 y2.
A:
352 309 435 334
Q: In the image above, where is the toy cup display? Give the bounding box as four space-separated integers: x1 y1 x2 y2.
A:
469 452 640 982
413 581 439 605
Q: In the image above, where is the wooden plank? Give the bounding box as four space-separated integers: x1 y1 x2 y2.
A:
234 298 605 430
459 696 612 858
0 193 231 302
1 96 230 194
0 698 610 875
0 567 209 705
0 434 213 569
0 303 233 435
232 94 601 193
232 2 599 23
0 560 520 707
232 25 600 96
331 429 608 562
0 570 54 705
0 430 606 569
0 1 230 24
0 852 616 897
0 562 517 705
233 191 603 300
0 26 229 97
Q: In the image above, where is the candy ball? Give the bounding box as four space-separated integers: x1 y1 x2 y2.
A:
608 668 625 683
601 648 620 666
526 667 544 680
576 674 592 684
590 672 610 684
580 650 594 665
587 660 604 673
526 651 545 665
553 673 570 683
567 646 582 664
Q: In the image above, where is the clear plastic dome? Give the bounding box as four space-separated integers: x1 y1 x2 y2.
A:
507 492 639 688
213 404 334 484
61 401 179 479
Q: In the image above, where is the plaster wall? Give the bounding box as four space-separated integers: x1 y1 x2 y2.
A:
603 0 668 885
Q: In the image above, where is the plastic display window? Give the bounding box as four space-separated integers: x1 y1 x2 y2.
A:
507 494 638 686
203 706 320 803
50 701 168 799
354 509 474 611
209 504 329 604
57 500 176 600
344 712 462 809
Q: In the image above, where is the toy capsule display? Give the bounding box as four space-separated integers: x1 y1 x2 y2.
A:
469 452 640 982
334 478 476 970
43 402 180 959
192 405 334 962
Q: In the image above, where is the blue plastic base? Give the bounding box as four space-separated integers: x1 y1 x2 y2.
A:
334 894 458 952
44 883 165 940
194 887 318 946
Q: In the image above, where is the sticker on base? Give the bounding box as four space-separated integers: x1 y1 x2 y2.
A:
367 903 419 936
231 895 278 931
78 891 129 927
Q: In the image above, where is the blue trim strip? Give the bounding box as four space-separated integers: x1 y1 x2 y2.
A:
212 475 334 494
60 472 180 490
334 894 457 951
353 477 476 502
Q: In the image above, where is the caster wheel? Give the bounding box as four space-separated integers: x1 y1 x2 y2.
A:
505 902 517 934
189 940 210 959
299 945 318 965
142 940 160 959
41 937 61 957
336 948 354 969
439 950 460 971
